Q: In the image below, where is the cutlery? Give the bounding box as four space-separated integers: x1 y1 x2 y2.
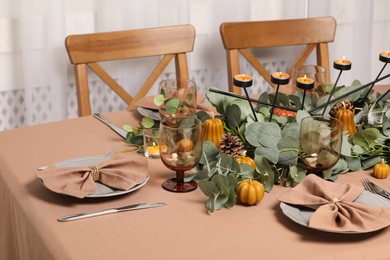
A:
58 202 166 222
93 113 128 139
361 179 390 199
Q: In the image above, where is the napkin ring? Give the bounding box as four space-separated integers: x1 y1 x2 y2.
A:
88 165 100 182
330 197 341 204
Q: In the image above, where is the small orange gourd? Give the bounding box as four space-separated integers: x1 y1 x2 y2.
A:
330 100 357 137
273 107 296 118
236 152 256 169
203 115 225 148
237 179 265 205
373 159 390 179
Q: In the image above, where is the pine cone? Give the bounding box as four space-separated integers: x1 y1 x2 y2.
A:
329 100 355 117
219 133 245 158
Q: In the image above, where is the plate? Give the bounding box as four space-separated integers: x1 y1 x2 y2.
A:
54 155 149 198
280 190 390 234
137 107 161 121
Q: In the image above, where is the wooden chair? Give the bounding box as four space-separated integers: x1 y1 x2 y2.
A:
220 17 337 94
65 24 195 116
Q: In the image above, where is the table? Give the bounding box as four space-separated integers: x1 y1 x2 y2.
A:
1 110 390 260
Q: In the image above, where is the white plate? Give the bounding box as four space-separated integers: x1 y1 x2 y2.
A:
137 107 161 121
280 190 390 234
55 156 149 198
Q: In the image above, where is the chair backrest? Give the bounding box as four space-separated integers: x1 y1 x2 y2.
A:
65 24 195 116
220 17 336 94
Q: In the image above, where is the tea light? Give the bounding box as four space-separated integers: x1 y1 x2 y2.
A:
334 57 352 70
233 74 253 88
296 75 314 90
379 51 390 63
271 72 290 85
146 142 161 157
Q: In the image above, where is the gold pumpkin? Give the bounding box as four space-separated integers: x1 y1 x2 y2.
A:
373 159 390 179
236 153 256 169
203 116 225 148
330 100 357 137
237 179 265 205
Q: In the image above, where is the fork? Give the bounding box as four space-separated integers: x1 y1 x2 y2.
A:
361 178 390 199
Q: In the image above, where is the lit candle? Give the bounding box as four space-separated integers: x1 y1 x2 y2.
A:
296 75 314 90
233 74 253 88
146 142 160 158
334 56 352 70
379 51 390 63
271 72 290 85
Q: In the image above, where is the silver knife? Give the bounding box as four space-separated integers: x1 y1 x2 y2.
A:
58 202 166 222
93 113 128 139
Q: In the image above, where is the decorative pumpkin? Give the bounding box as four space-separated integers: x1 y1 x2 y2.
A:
237 179 265 205
178 138 194 152
203 115 225 148
373 159 390 179
273 107 296 118
329 100 357 137
236 152 256 169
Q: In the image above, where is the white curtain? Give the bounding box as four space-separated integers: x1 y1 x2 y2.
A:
0 0 388 130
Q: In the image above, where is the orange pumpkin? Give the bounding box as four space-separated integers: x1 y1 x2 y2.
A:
373 159 390 179
236 153 256 169
237 179 265 205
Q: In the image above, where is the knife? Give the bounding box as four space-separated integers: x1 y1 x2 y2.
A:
93 113 128 139
58 202 166 222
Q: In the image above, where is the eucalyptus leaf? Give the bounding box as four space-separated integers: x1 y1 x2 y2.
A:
154 94 165 106
199 141 219 165
141 117 155 128
295 110 311 124
123 124 133 132
345 156 361 171
211 175 230 195
254 155 274 192
281 122 300 139
255 146 279 164
227 104 241 128
340 132 351 157
361 156 382 169
289 165 306 183
350 128 380 149
195 110 212 122
198 180 218 197
165 98 180 114
256 92 269 110
238 164 255 179
277 136 299 166
245 122 281 148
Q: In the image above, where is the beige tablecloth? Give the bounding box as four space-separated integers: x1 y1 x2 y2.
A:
1 110 390 260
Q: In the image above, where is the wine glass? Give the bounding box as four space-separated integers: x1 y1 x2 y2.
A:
158 79 197 119
159 117 203 192
292 65 327 97
298 116 343 177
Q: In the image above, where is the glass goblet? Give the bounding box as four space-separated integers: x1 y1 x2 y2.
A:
158 79 197 120
159 117 203 192
298 116 343 177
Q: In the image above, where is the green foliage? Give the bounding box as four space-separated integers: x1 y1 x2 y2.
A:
194 82 389 212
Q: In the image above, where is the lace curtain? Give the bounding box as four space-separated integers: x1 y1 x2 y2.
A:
0 0 389 130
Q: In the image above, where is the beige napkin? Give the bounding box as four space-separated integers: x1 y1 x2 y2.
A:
37 153 148 198
279 174 390 232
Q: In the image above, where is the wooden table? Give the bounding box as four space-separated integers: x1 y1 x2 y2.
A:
0 110 389 260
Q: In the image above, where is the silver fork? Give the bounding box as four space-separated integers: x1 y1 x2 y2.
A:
361 178 390 199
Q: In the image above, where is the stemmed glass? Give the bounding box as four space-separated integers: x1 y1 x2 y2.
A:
298 116 343 177
159 117 203 192
158 79 197 119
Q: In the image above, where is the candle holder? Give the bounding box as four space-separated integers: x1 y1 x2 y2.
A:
269 72 290 122
321 58 352 115
333 57 352 71
357 52 390 107
296 76 314 110
233 74 258 122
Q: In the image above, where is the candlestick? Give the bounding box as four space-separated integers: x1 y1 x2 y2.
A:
379 51 390 63
233 74 258 122
271 72 290 85
334 57 352 70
